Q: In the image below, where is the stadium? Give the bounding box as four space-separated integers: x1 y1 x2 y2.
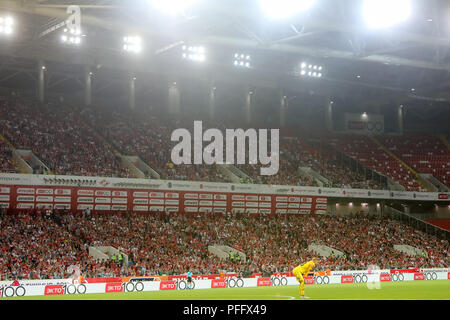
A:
0 0 449 303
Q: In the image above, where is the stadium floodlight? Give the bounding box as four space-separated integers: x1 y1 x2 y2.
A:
234 53 251 68
149 0 201 15
260 0 316 20
182 45 206 62
61 28 82 45
0 16 14 35
300 62 323 78
123 36 142 54
363 0 411 29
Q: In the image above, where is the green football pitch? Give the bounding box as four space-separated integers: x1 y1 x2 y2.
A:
4 280 450 300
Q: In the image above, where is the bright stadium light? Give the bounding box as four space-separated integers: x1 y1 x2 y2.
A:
149 0 201 15
300 62 323 78
233 53 251 68
363 0 412 29
123 36 142 54
0 16 14 35
61 28 82 45
260 0 316 20
182 45 206 62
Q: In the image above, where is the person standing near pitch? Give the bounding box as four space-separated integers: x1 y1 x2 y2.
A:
292 257 319 299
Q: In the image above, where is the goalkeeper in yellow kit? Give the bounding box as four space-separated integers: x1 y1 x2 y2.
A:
292 257 319 299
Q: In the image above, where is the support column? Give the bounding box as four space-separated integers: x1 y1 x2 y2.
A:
280 92 287 128
397 105 404 134
168 81 180 115
38 61 45 103
245 87 252 125
85 66 92 107
129 75 136 110
209 84 216 120
325 99 334 131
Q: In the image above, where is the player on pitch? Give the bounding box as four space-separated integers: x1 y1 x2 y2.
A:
292 257 319 299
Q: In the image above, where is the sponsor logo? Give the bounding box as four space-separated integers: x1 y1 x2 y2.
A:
134 192 149 198
78 190 94 196
54 196 71 203
36 189 53 195
341 275 354 283
149 192 164 198
438 193 449 200
304 276 314 285
134 206 149 211
160 281 176 290
111 198 127 204
95 190 111 197
17 196 34 202
245 202 258 207
165 192 179 199
414 273 425 281
133 198 149 205
17 188 35 195
44 285 64 295
55 189 71 195
105 283 123 293
211 279 227 289
257 278 271 287
0 187 10 194
112 191 127 197
380 274 391 282
184 193 199 199
95 198 111 203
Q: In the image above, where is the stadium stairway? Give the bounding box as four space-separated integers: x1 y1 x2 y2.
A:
369 136 431 192
394 245 427 257
208 245 247 262
308 244 344 258
76 114 146 179
0 133 25 174
121 155 160 179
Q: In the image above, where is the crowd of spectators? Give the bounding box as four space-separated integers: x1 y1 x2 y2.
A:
81 107 230 183
1 97 445 191
0 98 130 178
1 209 448 281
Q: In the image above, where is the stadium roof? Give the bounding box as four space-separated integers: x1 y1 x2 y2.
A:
1 0 450 106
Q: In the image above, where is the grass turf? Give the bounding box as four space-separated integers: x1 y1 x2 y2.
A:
4 280 450 300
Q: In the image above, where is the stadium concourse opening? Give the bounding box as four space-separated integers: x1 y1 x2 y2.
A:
0 0 449 305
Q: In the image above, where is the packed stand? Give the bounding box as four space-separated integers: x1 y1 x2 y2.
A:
81 107 230 183
0 98 130 178
1 209 448 281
